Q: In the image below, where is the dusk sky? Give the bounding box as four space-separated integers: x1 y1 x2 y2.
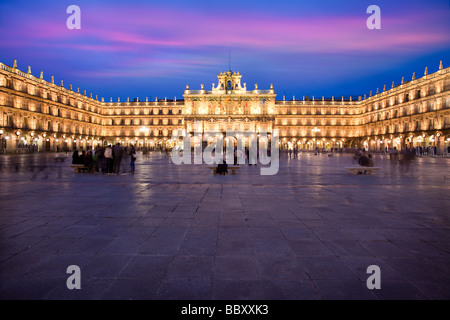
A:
1 0 449 101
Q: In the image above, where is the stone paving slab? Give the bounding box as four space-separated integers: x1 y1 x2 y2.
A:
0 151 449 300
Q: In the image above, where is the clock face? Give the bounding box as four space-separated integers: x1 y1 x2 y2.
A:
251 105 261 115
198 105 208 114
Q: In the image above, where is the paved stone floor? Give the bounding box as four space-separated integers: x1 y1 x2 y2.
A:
0 151 449 300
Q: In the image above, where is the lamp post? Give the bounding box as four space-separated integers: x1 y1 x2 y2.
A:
312 127 320 153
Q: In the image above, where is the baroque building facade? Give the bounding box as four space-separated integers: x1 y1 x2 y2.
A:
0 60 449 154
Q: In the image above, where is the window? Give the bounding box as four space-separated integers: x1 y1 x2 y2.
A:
178 109 182 114
159 110 163 115
6 114 13 127
168 110 173 115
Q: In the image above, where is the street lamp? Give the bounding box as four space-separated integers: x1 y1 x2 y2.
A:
312 127 320 152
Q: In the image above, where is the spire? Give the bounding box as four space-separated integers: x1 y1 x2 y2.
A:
28 66 31 74
383 84 386 92
392 81 395 89
424 66 428 76
401 77 404 85
439 60 443 70
40 71 43 79
13 59 17 69
51 75 54 84
60 80 64 87
412 72 415 80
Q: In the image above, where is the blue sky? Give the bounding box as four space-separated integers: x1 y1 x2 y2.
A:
1 0 449 101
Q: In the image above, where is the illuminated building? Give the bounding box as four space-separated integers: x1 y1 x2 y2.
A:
0 60 449 153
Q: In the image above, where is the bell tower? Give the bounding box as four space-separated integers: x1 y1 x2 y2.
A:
213 71 245 93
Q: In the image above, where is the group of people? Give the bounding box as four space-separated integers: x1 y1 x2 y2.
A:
216 160 228 175
288 148 299 158
353 148 375 174
72 143 138 174
383 145 447 158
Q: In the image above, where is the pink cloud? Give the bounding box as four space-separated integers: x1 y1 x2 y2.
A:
2 4 448 61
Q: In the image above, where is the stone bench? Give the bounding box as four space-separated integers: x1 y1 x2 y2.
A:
345 167 381 175
70 164 89 173
208 165 240 174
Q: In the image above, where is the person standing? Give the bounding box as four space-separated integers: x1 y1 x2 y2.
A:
112 143 124 175
104 144 113 174
129 145 137 174
72 150 80 164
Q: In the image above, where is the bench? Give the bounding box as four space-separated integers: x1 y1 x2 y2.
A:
70 164 89 173
208 165 240 174
54 156 67 162
345 167 381 175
